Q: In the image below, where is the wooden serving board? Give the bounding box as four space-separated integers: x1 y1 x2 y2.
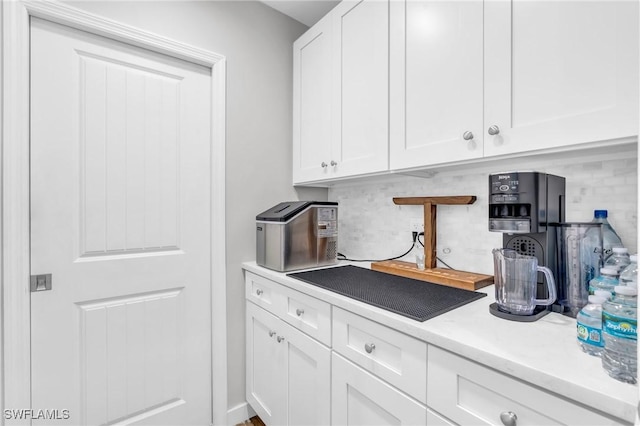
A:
371 260 493 291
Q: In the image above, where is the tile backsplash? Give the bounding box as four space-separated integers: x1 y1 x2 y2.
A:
329 146 638 275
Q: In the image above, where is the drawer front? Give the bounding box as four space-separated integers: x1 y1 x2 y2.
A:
332 307 427 403
427 345 629 426
245 271 331 345
280 284 331 345
245 272 281 315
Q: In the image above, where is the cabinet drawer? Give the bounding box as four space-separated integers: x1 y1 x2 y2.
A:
279 281 331 345
332 307 427 403
427 345 630 426
245 272 331 345
246 272 280 313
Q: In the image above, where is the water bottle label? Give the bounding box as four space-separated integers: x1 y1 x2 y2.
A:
602 312 637 340
577 323 603 347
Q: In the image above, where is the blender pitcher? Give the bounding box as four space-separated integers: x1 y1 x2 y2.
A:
492 248 557 316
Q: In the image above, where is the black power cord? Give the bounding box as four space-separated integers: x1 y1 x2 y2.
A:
337 232 456 269
337 232 419 263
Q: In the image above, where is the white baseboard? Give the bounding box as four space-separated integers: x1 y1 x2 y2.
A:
227 402 257 425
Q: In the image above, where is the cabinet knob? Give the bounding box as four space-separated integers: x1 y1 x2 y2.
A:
277 336 285 343
321 162 328 168
463 131 474 141
330 160 338 166
296 308 305 317
364 343 376 354
269 330 276 337
488 125 500 136
256 289 263 296
500 411 517 426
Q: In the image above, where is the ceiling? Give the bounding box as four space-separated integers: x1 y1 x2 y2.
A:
261 0 340 27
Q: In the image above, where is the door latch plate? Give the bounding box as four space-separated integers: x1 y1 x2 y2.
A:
30 274 52 292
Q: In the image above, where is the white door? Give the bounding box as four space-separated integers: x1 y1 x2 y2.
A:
484 0 639 156
389 0 484 169
30 18 213 425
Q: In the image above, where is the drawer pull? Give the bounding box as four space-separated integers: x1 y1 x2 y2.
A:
296 308 305 317
255 289 263 296
500 411 517 426
277 336 285 343
364 343 376 354
269 330 276 337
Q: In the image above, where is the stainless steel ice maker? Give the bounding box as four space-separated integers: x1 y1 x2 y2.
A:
256 201 338 272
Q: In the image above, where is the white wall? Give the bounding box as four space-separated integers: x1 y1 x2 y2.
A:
63 0 327 418
329 145 638 276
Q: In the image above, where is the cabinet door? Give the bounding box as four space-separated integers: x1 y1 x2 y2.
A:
246 302 285 426
281 320 331 426
332 353 427 426
293 15 333 184
390 0 484 169
484 0 639 156
331 0 389 178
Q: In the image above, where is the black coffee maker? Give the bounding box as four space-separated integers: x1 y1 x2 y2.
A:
488 172 566 313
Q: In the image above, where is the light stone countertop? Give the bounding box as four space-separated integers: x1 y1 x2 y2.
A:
243 260 639 423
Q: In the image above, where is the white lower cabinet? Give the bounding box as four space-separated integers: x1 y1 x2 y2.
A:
427 345 630 426
244 269 632 426
246 302 330 426
332 352 428 426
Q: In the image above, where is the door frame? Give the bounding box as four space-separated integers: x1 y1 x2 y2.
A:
1 1 228 424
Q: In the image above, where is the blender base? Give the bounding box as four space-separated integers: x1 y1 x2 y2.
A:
489 303 551 322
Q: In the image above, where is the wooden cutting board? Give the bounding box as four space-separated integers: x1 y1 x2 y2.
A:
371 260 493 291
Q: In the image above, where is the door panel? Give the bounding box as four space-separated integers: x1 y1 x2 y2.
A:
390 0 483 169
331 353 427 426
30 18 212 425
332 0 389 177
246 302 285 426
293 15 333 183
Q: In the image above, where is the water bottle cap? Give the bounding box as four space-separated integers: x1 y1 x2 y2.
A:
594 289 612 299
588 295 606 305
594 210 608 218
600 267 618 275
612 247 628 254
614 286 637 296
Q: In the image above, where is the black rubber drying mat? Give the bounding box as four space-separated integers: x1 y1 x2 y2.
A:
288 265 486 322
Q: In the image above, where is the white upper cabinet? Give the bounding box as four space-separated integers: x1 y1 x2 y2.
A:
390 0 638 170
293 0 389 184
390 0 484 169
296 0 638 182
484 0 639 157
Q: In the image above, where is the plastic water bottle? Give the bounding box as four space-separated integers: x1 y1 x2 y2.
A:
590 210 624 266
588 267 619 295
602 286 637 384
619 254 637 288
604 247 631 273
577 295 607 356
